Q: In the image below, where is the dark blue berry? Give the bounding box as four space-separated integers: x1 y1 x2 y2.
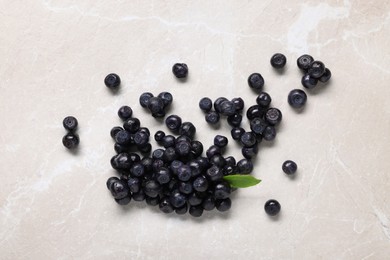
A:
189 206 203 217
231 97 244 111
242 145 258 159
141 157 153 173
237 159 253 174
220 100 236 116
130 163 145 177
138 143 152 154
188 160 202 177
199 97 212 112
247 105 266 120
216 198 231 212
176 135 191 143
170 160 184 175
104 73 121 89
192 176 209 192
127 177 141 193
297 54 314 71
214 182 231 199
111 153 132 170
270 53 287 69
146 196 160 206
138 127 150 137
248 73 264 91
214 135 228 148
62 133 79 149
110 180 130 199
265 108 282 125
210 154 226 168
227 113 242 127
161 135 176 148
205 111 220 124
178 181 193 194
118 106 133 121
308 61 326 78
231 127 245 141
106 176 119 190
154 130 165 143
169 192 187 208
134 131 149 146
191 141 203 157
156 167 171 184
139 92 153 108
123 118 140 133
282 160 297 175
172 63 188 78
129 153 141 163
165 115 182 132
63 116 78 131
225 156 236 167
188 192 204 206
263 126 276 141
132 190 145 201
224 165 236 175
177 165 192 181
152 148 165 160
115 196 131 205
214 97 229 113
175 141 191 157
114 143 128 154
319 68 331 83
158 92 173 108
288 89 307 108
147 97 165 116
179 122 196 139
202 196 215 211
163 147 177 162
206 145 221 159
240 132 257 147
264 199 281 216
206 165 223 181
256 92 272 107
196 157 210 169
143 180 162 198
250 118 268 135
159 197 174 213
114 130 132 145
301 74 318 89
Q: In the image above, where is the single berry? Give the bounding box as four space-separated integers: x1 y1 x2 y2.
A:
165 115 182 132
242 145 258 159
111 153 132 170
282 160 297 175
193 176 209 192
138 143 152 154
178 181 193 194
199 97 213 112
104 73 121 89
152 148 165 160
264 199 281 216
231 127 245 141
114 130 132 145
177 165 192 181
169 192 187 208
237 159 253 174
106 176 119 190
139 92 154 108
191 141 203 157
263 126 276 141
214 135 228 148
188 193 203 206
158 92 173 108
227 114 242 127
301 74 318 89
205 111 220 124
250 118 268 135
219 100 236 116
115 196 131 205
214 182 231 200
117 106 133 121
206 165 223 181
172 63 188 78
319 68 332 83
206 145 221 159
133 131 149 146
210 154 226 168
147 97 165 116
132 190 145 201
63 116 78 131
110 126 123 139
240 132 257 147
256 92 272 107
159 197 174 213
175 204 188 215
214 97 229 113
154 130 165 143
162 135 176 148
202 196 215 211
231 97 244 111
288 89 307 108
265 108 282 125
143 180 162 198
127 177 141 193
156 167 171 184
225 156 236 167
138 127 150 137
189 206 203 217
179 122 196 139
175 141 191 157
110 180 130 199
270 53 287 69
297 54 314 71
308 60 326 78
123 118 140 133
216 198 231 212
170 160 184 175
246 105 266 120
248 73 264 91
188 161 202 177
62 133 79 149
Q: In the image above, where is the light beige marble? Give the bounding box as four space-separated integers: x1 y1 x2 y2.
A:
1 0 390 259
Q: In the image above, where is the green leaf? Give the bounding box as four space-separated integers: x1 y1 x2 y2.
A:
223 174 261 188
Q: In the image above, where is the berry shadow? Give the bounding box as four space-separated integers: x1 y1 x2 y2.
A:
174 75 189 84
68 147 81 156
272 67 286 76
306 79 333 96
267 211 282 221
107 87 122 96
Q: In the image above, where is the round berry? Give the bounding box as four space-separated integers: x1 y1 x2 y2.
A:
199 97 213 112
214 182 231 200
227 114 242 127
189 206 203 217
214 97 229 113
191 141 203 157
159 197 174 213
117 106 133 121
242 145 258 159
158 92 173 108
297 54 314 71
256 92 272 107
193 176 209 192
104 73 121 89
202 196 215 211
172 63 188 78
219 100 236 116
139 92 153 108
288 89 307 108
132 190 145 201
177 165 192 181
308 61 326 78
62 133 79 149
144 180 162 198
319 68 332 83
170 192 187 208
127 177 141 193
265 108 282 125
246 105 266 120
147 97 165 115
205 111 220 124
248 73 264 91
301 74 318 89
270 53 287 69
263 126 276 141
216 198 231 212
206 145 221 159
162 135 176 148
110 180 129 199
179 122 196 139
156 167 171 184
231 127 245 141
165 115 182 132
214 135 228 148
110 126 123 139
133 131 149 146
154 130 165 143
175 204 188 215
240 132 257 147
250 118 268 135
206 165 223 181
282 160 297 175
63 116 78 131
106 176 119 190
231 97 244 111
237 159 253 174
123 118 140 133
264 199 281 216
114 130 132 145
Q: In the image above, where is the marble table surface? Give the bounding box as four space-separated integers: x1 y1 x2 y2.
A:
1 1 389 259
